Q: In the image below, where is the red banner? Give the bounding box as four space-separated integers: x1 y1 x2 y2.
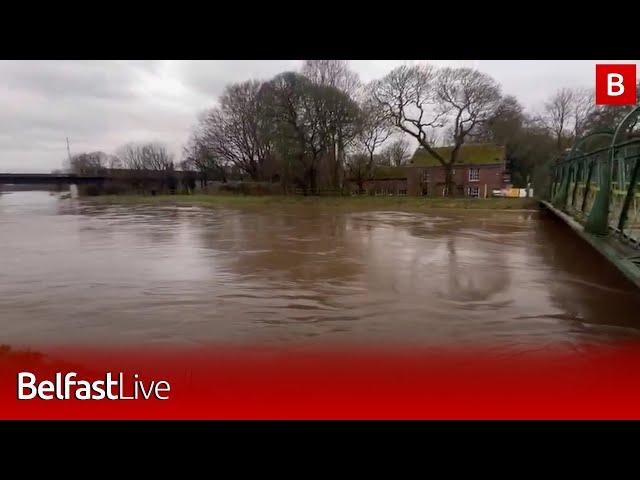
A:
2 344 640 419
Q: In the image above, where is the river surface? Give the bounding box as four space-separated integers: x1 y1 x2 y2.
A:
2 191 640 350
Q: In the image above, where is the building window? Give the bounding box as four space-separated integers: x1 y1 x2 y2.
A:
468 186 479 198
469 168 480 182
422 171 430 183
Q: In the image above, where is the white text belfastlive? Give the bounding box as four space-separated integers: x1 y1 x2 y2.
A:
17 372 171 400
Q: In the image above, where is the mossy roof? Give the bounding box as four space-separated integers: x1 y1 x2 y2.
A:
409 144 506 167
370 165 409 180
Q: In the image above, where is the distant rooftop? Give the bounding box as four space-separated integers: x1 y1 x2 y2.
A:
370 165 408 180
409 144 506 167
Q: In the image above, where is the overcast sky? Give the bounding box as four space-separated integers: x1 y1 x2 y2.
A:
1 60 638 172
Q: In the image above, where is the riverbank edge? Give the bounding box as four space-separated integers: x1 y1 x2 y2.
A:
80 194 540 211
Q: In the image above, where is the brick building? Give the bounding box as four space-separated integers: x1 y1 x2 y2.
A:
406 144 510 197
347 144 510 197
360 165 408 195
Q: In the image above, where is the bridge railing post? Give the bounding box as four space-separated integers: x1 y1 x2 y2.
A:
552 164 569 208
585 153 612 236
617 155 640 233
581 160 593 213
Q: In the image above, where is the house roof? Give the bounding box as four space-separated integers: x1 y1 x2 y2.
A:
409 144 506 167
370 165 408 180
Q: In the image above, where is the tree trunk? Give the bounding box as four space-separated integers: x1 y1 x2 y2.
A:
444 144 462 197
309 166 317 195
444 163 455 197
331 133 339 191
336 132 345 192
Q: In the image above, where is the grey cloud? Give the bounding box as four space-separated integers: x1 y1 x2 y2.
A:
176 60 302 98
0 60 637 173
0 61 148 101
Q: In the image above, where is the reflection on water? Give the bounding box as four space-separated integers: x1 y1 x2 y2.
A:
1 191 640 349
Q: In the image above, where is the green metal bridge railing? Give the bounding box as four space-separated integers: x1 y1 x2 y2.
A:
550 105 640 248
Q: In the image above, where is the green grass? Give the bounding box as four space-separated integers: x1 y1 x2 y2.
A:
83 194 539 211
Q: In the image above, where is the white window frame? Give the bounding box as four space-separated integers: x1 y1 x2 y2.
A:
468 185 479 198
469 168 480 182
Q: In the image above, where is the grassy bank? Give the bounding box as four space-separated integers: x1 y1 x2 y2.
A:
82 194 539 211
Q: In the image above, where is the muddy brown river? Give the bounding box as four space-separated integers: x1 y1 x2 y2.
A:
2 191 640 349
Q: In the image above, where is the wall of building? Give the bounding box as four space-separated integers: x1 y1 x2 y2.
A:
360 178 408 195
407 164 507 197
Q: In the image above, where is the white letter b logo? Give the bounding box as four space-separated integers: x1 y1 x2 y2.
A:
608 73 625 96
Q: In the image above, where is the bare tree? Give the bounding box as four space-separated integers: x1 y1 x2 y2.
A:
117 142 174 171
302 60 361 96
117 143 145 170
114 142 175 193
582 81 640 134
542 88 574 153
472 95 525 144
435 67 502 192
371 65 501 196
197 80 272 181
261 72 361 194
344 99 391 194
69 151 109 175
302 60 362 190
142 143 174 171
352 98 392 182
572 87 596 139
106 154 122 169
261 72 328 193
182 132 227 186
380 138 411 166
345 153 372 194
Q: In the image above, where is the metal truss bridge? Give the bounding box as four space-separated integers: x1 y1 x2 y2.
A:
543 105 640 288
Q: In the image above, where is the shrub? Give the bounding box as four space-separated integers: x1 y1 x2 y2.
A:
78 184 102 196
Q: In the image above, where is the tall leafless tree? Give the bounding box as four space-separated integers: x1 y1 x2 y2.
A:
117 142 174 171
345 153 372 194
542 88 575 153
372 65 501 196
261 72 329 193
435 68 502 192
197 80 272 181
352 97 392 187
302 60 361 96
380 138 412 166
182 132 227 186
302 60 362 190
68 151 109 175
571 87 596 139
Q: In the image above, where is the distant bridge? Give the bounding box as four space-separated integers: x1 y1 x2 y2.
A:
0 173 106 185
542 105 640 288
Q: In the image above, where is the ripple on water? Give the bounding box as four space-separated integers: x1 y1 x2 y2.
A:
1 191 640 348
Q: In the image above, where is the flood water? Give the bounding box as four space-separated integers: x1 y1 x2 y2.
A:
2 190 640 350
